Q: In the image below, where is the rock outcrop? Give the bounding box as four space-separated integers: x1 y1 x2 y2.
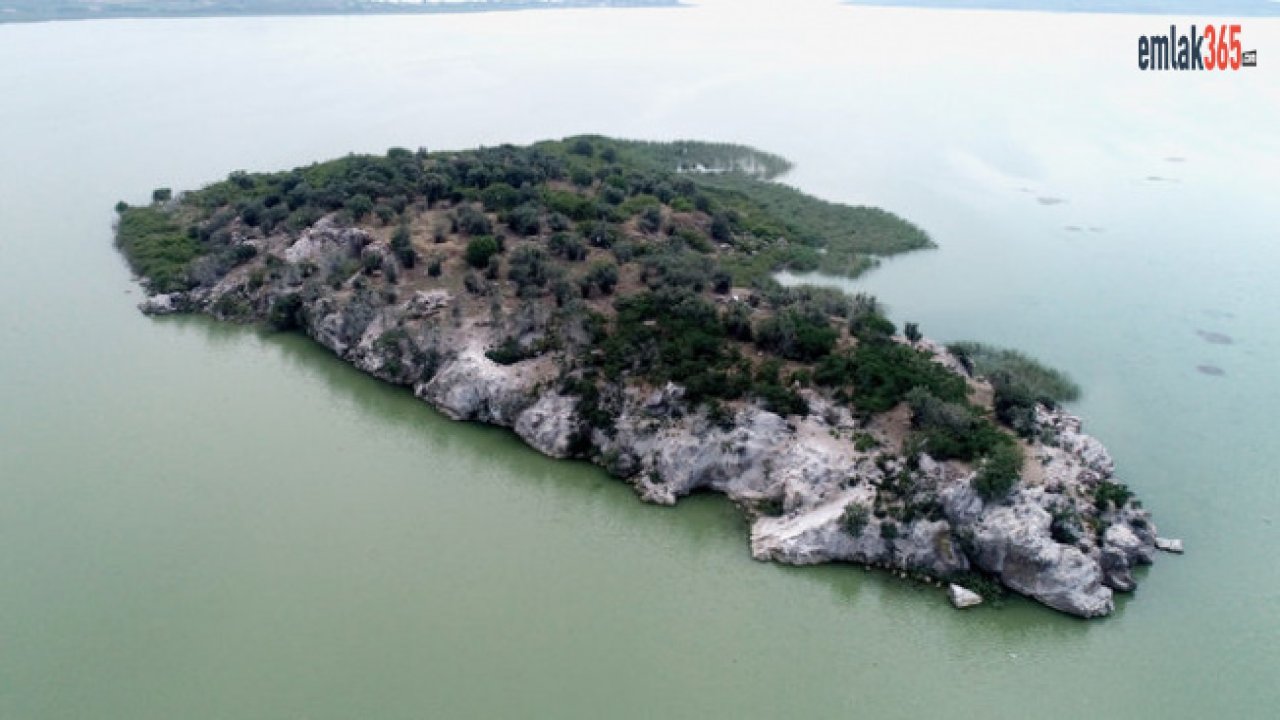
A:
948 584 984 609
133 217 1164 619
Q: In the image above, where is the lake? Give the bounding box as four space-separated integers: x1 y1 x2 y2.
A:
2 1 1278 716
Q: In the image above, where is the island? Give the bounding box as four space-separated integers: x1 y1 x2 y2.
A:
115 136 1174 617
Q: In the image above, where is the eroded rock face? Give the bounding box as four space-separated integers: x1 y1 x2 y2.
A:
972 502 1114 617
515 393 579 459
419 351 535 425
139 226 1164 619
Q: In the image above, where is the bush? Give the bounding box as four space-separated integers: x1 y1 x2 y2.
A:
973 443 1024 502
505 203 542 236
508 245 552 290
466 236 500 268
753 308 838 362
905 388 1009 462
268 293 304 331
486 337 536 365
842 503 870 536
455 205 493 236
584 261 619 295
1094 481 1133 511
816 342 967 415
549 232 588 261
344 193 374 220
904 322 922 343
391 223 415 267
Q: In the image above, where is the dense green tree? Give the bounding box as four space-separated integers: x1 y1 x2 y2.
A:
466 236 500 269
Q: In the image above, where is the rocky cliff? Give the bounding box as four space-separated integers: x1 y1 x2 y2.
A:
137 217 1168 618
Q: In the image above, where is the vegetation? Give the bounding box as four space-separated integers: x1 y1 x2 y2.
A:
972 443 1024 501
113 136 1053 468
905 388 1010 462
1094 480 1134 511
842 503 871 537
948 342 1081 438
466 236 500 268
114 205 201 293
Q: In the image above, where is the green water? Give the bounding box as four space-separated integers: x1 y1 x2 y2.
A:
2 2 1278 717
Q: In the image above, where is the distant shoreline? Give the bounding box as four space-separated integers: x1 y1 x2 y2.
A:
0 1 682 26
842 0 1280 18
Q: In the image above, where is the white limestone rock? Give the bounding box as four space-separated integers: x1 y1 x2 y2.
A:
948 584 984 609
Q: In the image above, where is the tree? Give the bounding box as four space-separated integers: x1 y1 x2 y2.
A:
585 261 619 295
391 223 415 268
904 322 922 344
710 213 732 242
549 232 587 261
466 236 499 269
455 205 493 235
345 193 374 220
505 203 542 236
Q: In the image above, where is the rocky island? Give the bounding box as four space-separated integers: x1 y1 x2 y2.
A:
115 136 1173 617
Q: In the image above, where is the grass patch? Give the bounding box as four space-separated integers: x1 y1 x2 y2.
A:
115 205 201 292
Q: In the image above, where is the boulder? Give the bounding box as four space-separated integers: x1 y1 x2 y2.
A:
948 584 983 609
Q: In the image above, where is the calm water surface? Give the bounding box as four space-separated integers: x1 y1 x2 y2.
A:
2 1 1279 717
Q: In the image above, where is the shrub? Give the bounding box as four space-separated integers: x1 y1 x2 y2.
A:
391 223 415 267
1094 481 1133 511
549 232 587 261
816 342 967 415
905 388 1008 462
843 503 870 536
505 203 542 236
584 261 619 295
466 236 500 268
904 322 922 343
455 205 493 236
753 308 838 362
1050 505 1082 545
508 245 552 290
486 337 536 365
973 443 1024 502
268 293 304 331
